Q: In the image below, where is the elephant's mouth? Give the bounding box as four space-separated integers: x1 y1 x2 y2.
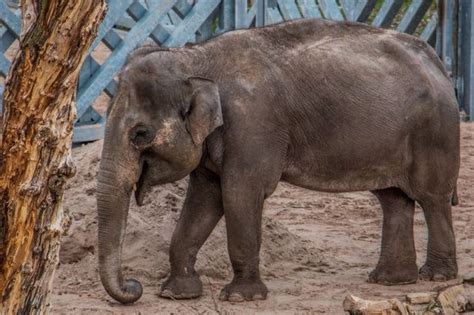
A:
134 159 151 206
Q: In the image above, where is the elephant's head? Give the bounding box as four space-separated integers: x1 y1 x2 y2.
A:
97 51 223 304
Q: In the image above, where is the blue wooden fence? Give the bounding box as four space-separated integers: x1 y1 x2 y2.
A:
0 0 471 143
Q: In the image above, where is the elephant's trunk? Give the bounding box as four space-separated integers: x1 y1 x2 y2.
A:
97 148 142 304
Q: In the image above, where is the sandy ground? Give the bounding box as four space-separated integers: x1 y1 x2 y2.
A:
50 122 474 314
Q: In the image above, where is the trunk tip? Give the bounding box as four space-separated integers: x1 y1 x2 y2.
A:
104 278 143 304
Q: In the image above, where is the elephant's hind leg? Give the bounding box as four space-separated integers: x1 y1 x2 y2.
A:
418 196 457 281
160 167 224 299
368 188 418 285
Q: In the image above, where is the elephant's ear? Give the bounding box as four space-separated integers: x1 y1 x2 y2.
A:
185 77 223 145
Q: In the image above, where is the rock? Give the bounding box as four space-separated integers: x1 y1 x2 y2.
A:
406 292 436 304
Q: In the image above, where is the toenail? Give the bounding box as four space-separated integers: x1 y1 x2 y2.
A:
218 291 227 301
161 289 173 297
254 293 265 300
432 274 447 281
228 293 245 302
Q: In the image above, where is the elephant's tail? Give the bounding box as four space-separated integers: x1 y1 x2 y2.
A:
452 185 459 206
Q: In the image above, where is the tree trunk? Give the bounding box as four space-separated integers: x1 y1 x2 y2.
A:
0 1 106 313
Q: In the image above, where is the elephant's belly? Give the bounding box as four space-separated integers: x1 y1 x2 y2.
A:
281 162 398 193
282 133 408 193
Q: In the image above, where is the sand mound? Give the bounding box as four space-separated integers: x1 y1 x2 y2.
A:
59 140 324 288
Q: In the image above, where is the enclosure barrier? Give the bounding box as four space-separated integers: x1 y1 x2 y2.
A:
0 0 471 143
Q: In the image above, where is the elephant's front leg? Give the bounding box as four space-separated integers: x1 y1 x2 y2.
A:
219 168 279 302
160 167 223 299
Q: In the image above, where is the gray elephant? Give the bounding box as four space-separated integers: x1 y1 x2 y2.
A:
97 19 460 304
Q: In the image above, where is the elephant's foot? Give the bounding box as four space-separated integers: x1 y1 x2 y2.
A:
368 262 418 285
160 274 202 299
219 278 268 302
419 262 457 281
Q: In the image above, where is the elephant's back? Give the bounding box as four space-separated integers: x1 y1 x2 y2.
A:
270 20 457 122
206 18 452 107
201 18 458 132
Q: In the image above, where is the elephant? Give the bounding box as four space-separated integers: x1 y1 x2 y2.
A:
96 18 460 304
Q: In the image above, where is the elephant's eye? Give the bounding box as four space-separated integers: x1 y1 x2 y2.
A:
130 124 156 147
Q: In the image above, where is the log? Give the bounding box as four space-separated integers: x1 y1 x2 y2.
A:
0 1 106 313
406 292 436 305
343 294 409 315
437 284 474 315
344 284 474 315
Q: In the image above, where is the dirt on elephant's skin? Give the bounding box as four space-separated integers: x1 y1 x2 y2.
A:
52 123 474 314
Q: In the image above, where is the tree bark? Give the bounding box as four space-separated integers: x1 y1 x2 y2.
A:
0 1 106 313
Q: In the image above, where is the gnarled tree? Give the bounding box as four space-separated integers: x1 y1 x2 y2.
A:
0 1 106 313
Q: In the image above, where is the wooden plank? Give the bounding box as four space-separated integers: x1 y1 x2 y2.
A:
90 0 133 52
296 0 321 19
420 12 437 46
0 85 3 111
244 0 267 27
0 1 20 37
372 0 403 28
439 0 456 74
354 0 377 22
458 0 474 117
266 1 284 24
102 29 122 50
397 0 433 34
126 1 184 45
138 0 149 9
169 0 196 42
5 0 19 9
76 0 179 119
164 0 221 47
173 0 193 19
128 0 182 43
79 53 122 96
169 9 183 25
467 2 474 117
86 0 171 83
154 0 193 43
76 106 103 126
340 0 356 20
0 26 7 38
0 3 19 65
0 3 19 55
219 0 235 31
127 0 148 20
104 79 118 98
78 56 100 89
149 22 173 44
196 10 215 42
235 0 247 29
80 26 122 100
0 29 16 53
161 14 174 26
255 0 267 27
318 0 344 21
72 120 106 143
245 2 258 27
115 16 135 30
146 14 176 45
276 0 302 20
0 54 10 77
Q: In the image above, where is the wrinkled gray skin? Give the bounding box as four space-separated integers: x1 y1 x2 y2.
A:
97 19 460 304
